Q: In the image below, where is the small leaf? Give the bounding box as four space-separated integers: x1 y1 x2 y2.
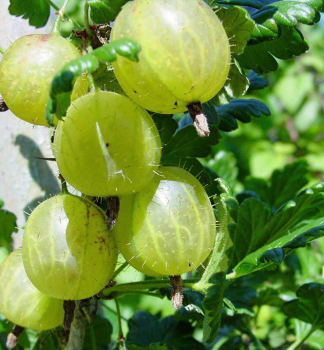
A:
212 59 249 105
162 126 220 161
84 316 112 349
0 205 17 250
247 71 268 90
251 0 324 42
127 312 204 350
215 5 255 55
259 248 285 265
9 0 50 28
200 190 236 282
152 114 178 147
216 99 270 132
238 27 309 73
89 0 129 24
245 160 309 209
283 283 324 328
203 273 226 344
206 151 239 190
126 346 169 350
224 277 257 315
232 221 324 278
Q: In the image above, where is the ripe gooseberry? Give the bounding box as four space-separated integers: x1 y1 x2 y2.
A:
22 194 117 300
53 91 162 197
0 249 64 331
0 34 88 126
111 0 231 134
113 166 216 276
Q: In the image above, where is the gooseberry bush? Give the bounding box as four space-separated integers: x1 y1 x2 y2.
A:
1 0 324 349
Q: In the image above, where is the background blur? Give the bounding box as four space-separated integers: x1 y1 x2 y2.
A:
0 0 324 347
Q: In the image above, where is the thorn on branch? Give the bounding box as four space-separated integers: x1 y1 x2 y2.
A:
187 102 210 137
170 275 184 309
62 300 76 345
6 325 24 349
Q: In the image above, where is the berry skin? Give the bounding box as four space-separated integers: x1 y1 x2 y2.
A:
0 249 64 331
53 91 162 197
111 0 231 114
0 34 87 126
22 194 118 300
113 167 217 276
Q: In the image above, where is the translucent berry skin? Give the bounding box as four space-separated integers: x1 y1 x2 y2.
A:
113 167 216 276
22 195 117 300
111 0 231 114
0 34 88 126
0 250 64 331
53 91 162 197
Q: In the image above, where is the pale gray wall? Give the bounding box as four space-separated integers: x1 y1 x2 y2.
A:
0 1 60 244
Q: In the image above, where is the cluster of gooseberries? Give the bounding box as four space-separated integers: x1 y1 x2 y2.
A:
0 0 229 341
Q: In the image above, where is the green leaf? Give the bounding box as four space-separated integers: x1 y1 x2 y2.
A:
31 331 60 350
199 188 236 283
231 198 272 266
255 287 284 307
215 6 255 55
259 247 285 265
84 316 112 349
229 182 324 272
216 99 270 132
127 312 205 350
224 277 257 315
152 114 178 147
47 39 141 126
231 220 324 278
212 59 249 105
283 283 324 328
206 151 239 190
251 0 324 41
0 205 17 250
247 71 268 90
245 160 309 209
290 319 324 350
238 27 309 73
9 0 50 28
163 126 220 161
161 125 221 185
89 0 129 24
203 273 226 344
126 346 169 350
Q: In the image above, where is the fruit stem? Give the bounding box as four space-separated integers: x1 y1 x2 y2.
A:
84 1 93 39
112 291 164 299
187 102 210 137
100 278 208 298
65 304 86 350
112 261 129 279
170 276 184 309
44 0 82 30
114 299 126 345
51 0 74 34
59 174 69 195
0 46 5 54
6 325 24 349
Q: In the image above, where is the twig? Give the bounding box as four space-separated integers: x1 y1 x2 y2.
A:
65 304 86 350
44 0 82 29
